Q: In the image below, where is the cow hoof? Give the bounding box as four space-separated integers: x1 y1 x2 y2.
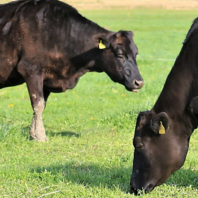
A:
29 136 48 142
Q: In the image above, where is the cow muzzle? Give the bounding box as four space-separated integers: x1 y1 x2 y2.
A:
130 180 155 195
131 79 144 92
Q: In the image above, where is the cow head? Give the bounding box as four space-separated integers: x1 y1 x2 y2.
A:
130 111 190 195
93 31 144 92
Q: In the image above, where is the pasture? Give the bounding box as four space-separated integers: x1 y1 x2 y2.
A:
1 1 198 197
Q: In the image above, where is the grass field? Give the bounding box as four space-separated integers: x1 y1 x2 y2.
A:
1 2 198 198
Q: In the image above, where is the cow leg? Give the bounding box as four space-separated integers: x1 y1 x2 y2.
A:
29 88 50 141
189 96 198 115
43 88 51 106
17 62 47 141
29 97 46 141
28 88 50 141
27 78 47 141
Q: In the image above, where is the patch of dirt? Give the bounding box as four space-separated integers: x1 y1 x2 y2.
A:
65 0 198 10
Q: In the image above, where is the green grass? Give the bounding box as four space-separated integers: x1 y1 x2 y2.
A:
1 9 198 197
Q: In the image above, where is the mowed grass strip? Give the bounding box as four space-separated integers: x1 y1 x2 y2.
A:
1 8 198 197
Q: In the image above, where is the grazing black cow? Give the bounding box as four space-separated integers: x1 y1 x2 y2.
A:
130 17 198 194
0 0 143 141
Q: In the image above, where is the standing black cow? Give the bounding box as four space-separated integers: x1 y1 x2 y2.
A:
0 0 143 141
130 17 198 194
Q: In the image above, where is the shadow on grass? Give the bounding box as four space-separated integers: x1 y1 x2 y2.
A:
31 162 198 194
31 161 132 193
167 167 198 189
47 131 81 138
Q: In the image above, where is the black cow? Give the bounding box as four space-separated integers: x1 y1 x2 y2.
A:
0 0 143 141
130 17 198 194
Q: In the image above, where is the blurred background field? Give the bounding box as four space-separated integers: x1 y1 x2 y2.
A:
1 0 198 197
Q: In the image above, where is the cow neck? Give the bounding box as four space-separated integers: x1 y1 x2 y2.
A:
152 39 198 133
68 15 109 71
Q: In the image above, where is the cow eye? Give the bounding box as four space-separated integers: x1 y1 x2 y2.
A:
117 53 128 60
117 53 124 58
133 137 144 151
136 143 143 149
116 48 125 59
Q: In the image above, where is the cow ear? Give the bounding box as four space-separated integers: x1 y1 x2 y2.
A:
93 33 113 49
125 31 134 39
150 112 169 135
189 96 198 115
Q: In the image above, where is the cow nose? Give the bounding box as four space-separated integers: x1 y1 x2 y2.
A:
130 181 155 195
130 186 139 195
133 80 144 89
130 180 141 195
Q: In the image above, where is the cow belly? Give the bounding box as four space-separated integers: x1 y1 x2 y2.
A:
0 57 24 88
0 68 24 88
44 76 79 93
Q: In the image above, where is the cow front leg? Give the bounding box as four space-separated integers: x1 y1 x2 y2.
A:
29 89 50 141
29 88 51 141
29 97 47 141
18 61 48 141
189 96 198 115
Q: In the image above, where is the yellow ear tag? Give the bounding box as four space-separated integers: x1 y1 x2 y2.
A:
99 40 106 49
159 121 165 134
